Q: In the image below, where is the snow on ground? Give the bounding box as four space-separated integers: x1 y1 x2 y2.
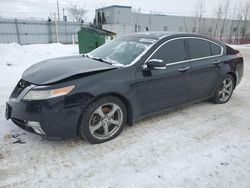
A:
0 43 250 188
230 44 250 49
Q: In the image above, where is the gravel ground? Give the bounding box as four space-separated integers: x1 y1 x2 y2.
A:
0 44 249 188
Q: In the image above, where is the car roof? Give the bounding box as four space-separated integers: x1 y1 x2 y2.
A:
127 32 177 39
126 32 224 46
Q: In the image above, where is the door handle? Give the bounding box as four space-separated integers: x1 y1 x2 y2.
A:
213 60 223 65
178 67 190 72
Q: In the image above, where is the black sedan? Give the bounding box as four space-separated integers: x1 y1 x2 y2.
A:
5 32 244 144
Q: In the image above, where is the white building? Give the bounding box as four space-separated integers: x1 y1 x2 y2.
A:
95 5 250 43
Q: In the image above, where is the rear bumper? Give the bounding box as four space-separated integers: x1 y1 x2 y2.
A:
6 97 85 140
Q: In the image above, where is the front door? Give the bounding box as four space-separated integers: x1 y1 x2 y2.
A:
135 39 191 117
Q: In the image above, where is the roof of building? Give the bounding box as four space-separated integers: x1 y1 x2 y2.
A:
96 5 132 11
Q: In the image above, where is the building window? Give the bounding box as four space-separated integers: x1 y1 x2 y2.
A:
163 26 168 31
209 28 213 33
178 27 183 32
192 27 196 33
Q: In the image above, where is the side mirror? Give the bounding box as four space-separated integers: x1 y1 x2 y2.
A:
146 59 166 70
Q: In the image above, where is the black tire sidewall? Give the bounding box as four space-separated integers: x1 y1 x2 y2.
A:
79 96 127 144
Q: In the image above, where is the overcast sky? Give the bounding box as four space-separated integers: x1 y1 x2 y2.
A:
0 0 241 21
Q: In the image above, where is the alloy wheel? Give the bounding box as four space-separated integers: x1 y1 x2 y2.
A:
89 103 123 140
218 78 234 103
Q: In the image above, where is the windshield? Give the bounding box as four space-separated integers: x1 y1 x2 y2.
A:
87 37 155 66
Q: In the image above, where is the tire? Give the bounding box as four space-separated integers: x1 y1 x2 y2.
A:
209 74 235 104
78 96 127 144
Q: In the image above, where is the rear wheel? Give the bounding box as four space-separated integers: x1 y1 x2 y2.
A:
210 74 235 104
79 96 127 144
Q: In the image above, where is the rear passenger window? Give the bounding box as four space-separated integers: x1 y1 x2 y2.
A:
151 39 186 64
188 39 211 59
210 42 222 56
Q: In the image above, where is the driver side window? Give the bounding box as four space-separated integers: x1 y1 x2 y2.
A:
151 39 187 64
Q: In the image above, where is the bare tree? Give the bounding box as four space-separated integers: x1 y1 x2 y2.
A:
97 11 102 25
195 0 205 33
67 3 88 22
183 17 189 32
228 4 238 43
102 12 107 24
234 7 243 44
220 0 231 41
213 0 224 38
241 0 250 42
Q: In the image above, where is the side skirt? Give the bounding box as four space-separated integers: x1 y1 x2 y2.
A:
132 95 214 125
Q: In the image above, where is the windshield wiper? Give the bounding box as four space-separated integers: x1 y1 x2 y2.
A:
83 54 123 66
84 54 113 65
93 57 114 65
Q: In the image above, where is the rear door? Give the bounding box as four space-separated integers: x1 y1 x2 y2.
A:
187 38 224 100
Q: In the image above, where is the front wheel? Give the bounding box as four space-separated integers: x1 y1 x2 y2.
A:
210 74 235 104
79 96 127 144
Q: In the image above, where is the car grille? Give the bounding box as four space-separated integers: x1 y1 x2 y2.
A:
10 79 31 99
12 118 27 127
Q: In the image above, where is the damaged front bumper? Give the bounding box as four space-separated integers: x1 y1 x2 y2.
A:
5 80 92 140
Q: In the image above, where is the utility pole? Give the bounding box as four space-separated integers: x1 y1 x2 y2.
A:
138 8 141 32
62 8 67 42
195 0 204 34
196 15 201 33
57 0 60 21
54 13 59 43
149 10 152 30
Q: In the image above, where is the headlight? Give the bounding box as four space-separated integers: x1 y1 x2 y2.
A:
23 85 75 100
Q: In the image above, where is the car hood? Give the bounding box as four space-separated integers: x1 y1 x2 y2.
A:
22 55 120 85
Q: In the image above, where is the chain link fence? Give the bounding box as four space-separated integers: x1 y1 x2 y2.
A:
0 18 90 45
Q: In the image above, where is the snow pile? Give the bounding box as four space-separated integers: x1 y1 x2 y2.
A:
0 43 78 99
0 43 78 67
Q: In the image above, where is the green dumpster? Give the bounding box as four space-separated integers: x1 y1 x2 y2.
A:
78 26 116 54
